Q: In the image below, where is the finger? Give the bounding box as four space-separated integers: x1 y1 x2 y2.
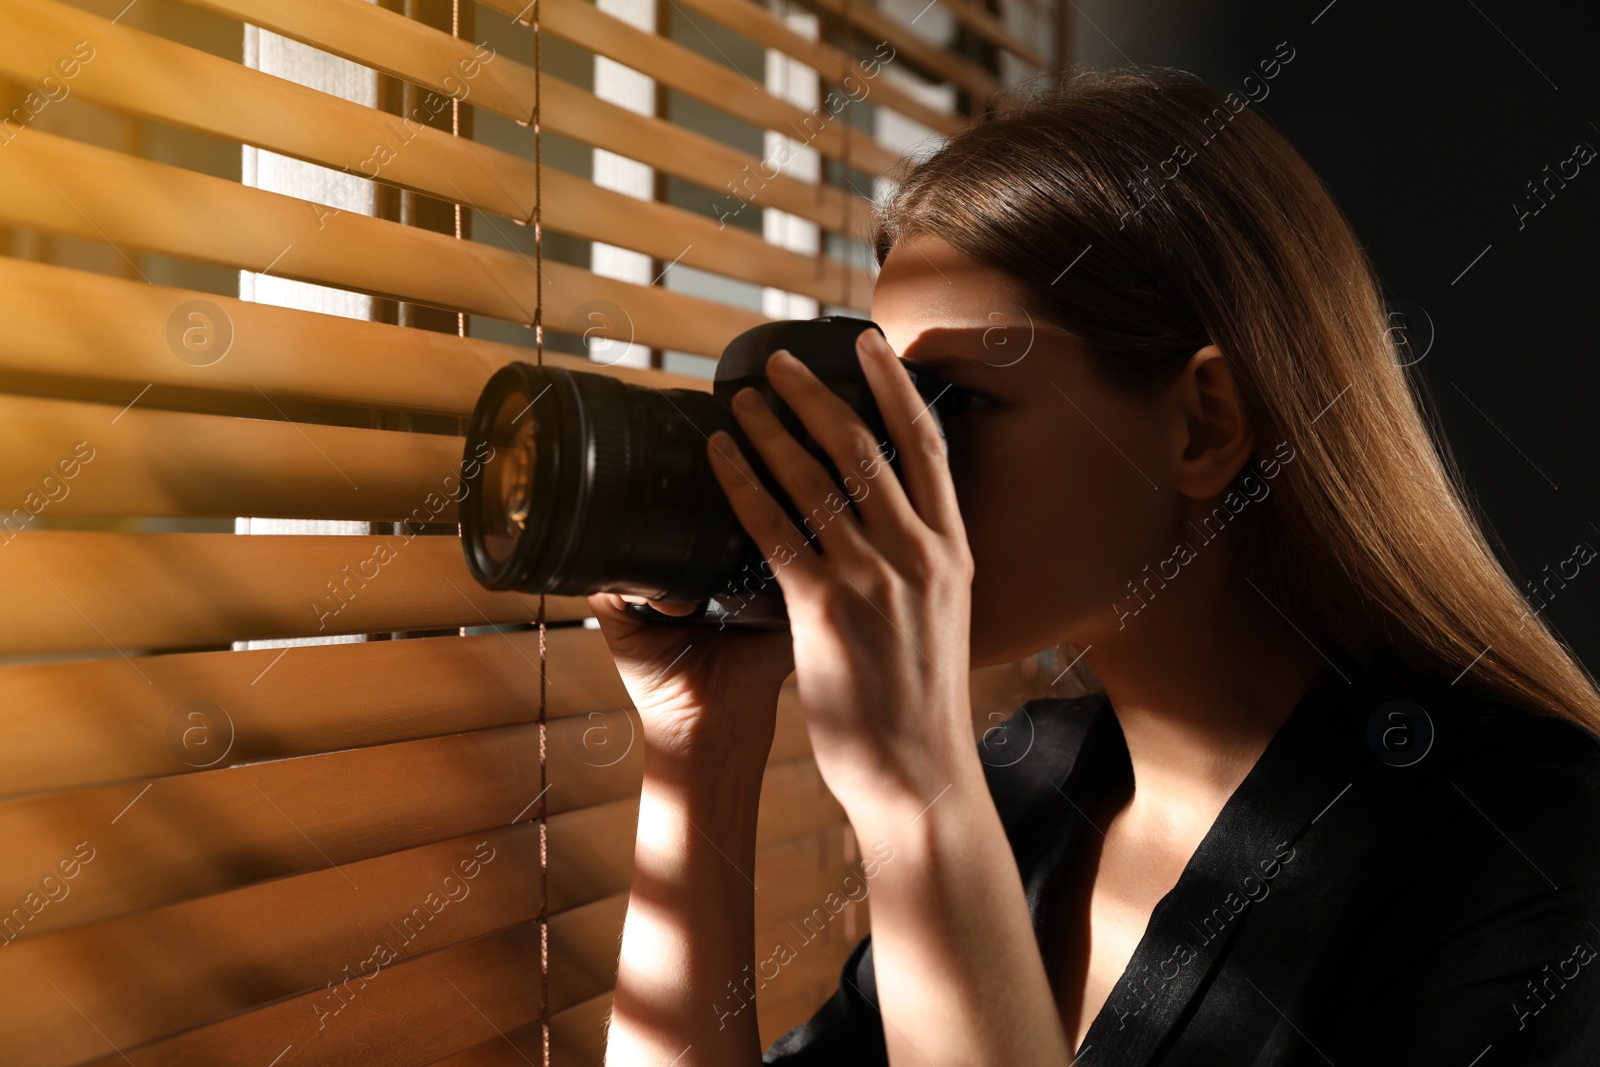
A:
729 365 877 559
587 591 631 625
618 593 705 616
644 598 704 616
759 347 918 540
706 428 824 587
855 328 966 538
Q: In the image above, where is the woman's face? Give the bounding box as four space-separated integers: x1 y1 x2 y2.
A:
872 234 1190 669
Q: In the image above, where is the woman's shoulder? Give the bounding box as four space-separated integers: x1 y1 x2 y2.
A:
1414 685 1600 795
1341 658 1600 800
1347 682 1600 914
1305 686 1600 1057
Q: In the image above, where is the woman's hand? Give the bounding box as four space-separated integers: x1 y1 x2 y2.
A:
585 590 795 763
590 596 792 1066
706 328 981 823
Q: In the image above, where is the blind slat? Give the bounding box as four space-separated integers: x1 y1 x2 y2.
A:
0 393 467 522
0 533 575 653
1002 0 1052 19
427 991 618 1067
0 629 605 799
485 0 902 176
428 992 616 1067
537 73 874 240
937 0 1050 68
799 0 1000 103
547 994 613 1067
0 257 721 412
665 0 963 133
539 165 876 310
184 0 541 122
76 923 547 1067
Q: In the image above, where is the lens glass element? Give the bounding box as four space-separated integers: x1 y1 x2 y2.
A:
481 390 538 567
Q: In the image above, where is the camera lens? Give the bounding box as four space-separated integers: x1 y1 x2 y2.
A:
462 360 750 608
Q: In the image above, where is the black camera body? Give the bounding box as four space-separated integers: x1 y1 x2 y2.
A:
459 315 959 630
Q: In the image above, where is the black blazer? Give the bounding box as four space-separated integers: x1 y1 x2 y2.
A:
763 658 1600 1065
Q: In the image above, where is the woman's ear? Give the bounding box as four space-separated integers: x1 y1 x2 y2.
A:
1170 343 1256 500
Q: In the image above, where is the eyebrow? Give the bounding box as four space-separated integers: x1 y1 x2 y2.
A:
902 350 985 371
904 349 1016 376
901 324 1049 361
903 352 967 368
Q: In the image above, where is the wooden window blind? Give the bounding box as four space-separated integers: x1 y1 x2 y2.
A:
0 0 1068 1062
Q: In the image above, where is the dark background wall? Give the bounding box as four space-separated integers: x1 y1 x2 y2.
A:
1071 0 1600 677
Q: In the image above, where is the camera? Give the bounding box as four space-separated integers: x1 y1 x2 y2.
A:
458 315 968 629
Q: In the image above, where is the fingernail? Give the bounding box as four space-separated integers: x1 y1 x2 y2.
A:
769 349 802 374
734 387 762 412
710 429 734 447
858 330 891 360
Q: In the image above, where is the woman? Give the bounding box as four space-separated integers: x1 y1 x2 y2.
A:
590 66 1600 1065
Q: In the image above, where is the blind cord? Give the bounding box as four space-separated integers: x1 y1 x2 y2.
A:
532 0 551 1060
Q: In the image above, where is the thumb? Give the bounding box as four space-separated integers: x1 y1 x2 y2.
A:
639 597 706 617
587 591 631 622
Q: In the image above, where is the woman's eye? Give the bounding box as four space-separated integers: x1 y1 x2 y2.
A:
941 386 994 417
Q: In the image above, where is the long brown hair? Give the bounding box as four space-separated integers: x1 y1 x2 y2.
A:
869 64 1600 732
